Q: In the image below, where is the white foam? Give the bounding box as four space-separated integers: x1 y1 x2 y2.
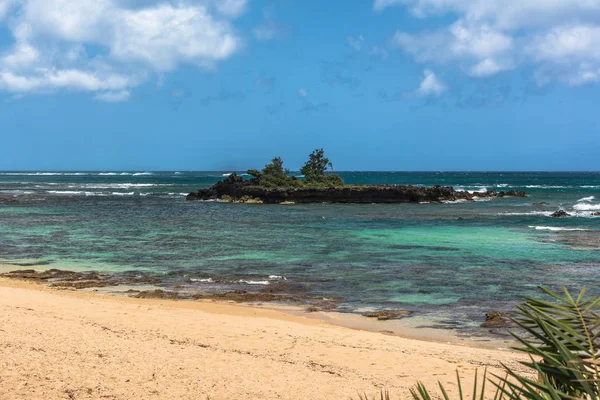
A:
573 203 600 211
442 199 468 204
111 192 135 196
526 185 570 189
0 190 33 195
132 172 153 176
581 186 600 189
191 278 214 283
268 275 286 280
98 172 117 176
469 186 487 194
496 184 509 188
238 280 270 285
80 183 157 189
529 226 589 232
222 173 232 177
47 190 85 195
578 196 595 202
498 211 554 216
454 186 487 194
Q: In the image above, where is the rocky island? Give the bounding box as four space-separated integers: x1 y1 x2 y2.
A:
186 149 526 204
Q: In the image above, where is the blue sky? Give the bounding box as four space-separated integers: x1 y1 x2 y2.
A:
0 0 599 171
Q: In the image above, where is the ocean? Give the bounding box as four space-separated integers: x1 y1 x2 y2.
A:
1 171 599 336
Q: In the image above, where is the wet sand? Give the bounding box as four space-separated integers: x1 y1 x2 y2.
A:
0 277 530 400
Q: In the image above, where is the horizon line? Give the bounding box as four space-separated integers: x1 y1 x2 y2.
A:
1 170 600 173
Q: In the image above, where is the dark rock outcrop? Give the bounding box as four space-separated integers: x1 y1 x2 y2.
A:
593 212 600 216
497 190 526 198
480 312 517 328
0 196 18 204
187 173 521 204
550 210 571 218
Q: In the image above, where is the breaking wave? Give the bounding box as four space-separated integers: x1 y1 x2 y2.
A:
529 226 590 232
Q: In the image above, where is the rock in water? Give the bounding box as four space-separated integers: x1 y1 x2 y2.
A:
362 310 413 320
497 190 527 198
550 210 570 218
186 173 526 204
480 312 517 328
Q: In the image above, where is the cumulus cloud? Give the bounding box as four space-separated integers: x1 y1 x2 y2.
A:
383 0 600 86
298 88 308 97
416 69 446 97
0 0 245 99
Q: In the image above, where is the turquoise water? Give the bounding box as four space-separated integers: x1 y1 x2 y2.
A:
1 171 599 332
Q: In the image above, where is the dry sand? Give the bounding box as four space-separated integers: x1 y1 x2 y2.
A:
0 278 529 400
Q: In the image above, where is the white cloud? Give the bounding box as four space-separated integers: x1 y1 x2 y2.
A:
0 0 16 20
0 69 138 93
469 58 507 77
298 88 308 97
416 69 446 97
213 0 247 18
528 25 600 63
392 21 514 74
0 0 244 99
2 43 39 68
383 0 600 86
111 5 239 70
95 90 131 102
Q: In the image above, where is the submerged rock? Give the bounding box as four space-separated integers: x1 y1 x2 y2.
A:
134 290 180 299
4 269 80 281
480 312 517 328
1 269 162 290
550 210 571 218
362 310 413 321
194 290 300 303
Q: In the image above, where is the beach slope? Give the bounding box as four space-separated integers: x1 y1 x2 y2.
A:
0 279 527 400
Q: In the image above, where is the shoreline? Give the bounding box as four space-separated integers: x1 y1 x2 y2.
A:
0 276 530 399
0 264 516 349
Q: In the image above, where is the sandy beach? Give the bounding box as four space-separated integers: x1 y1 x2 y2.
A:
0 277 530 400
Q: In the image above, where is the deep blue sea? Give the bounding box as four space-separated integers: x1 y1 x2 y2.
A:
1 171 599 334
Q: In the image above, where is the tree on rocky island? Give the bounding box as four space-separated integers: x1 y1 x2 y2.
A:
248 157 295 187
300 149 344 186
262 157 290 178
246 149 343 188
